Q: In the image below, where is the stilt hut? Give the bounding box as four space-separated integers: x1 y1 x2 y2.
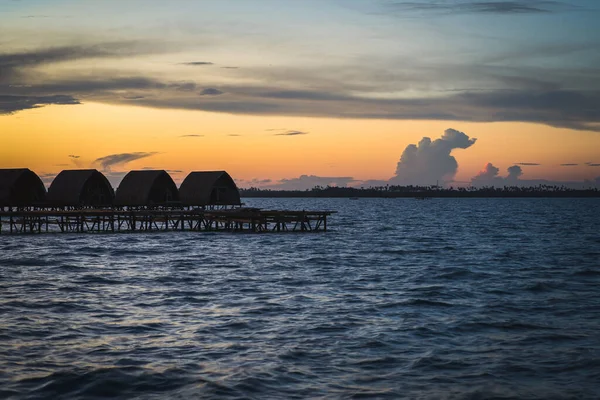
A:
0 168 47 207
179 171 241 207
115 170 179 207
47 169 114 207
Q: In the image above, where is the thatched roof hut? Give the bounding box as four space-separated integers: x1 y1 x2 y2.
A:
0 168 46 207
179 171 241 206
115 170 179 206
47 169 114 206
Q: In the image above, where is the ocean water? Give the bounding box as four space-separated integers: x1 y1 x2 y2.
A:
1 198 600 400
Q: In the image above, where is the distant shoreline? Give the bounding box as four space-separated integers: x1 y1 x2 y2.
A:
240 188 600 198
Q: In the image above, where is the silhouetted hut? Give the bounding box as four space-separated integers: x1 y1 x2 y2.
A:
179 171 241 207
0 168 46 207
47 169 114 207
115 170 179 206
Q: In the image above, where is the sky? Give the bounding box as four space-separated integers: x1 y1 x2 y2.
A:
1 0 600 189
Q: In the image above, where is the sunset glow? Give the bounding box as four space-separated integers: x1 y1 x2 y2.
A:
1 0 599 189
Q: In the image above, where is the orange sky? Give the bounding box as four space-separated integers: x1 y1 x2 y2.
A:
2 102 599 187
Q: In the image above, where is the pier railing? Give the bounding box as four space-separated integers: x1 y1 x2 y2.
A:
0 207 334 234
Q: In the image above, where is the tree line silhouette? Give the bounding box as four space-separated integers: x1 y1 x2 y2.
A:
240 184 600 198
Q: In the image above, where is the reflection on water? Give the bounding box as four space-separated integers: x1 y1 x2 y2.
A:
1 198 600 399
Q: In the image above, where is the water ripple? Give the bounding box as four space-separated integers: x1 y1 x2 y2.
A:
1 198 599 399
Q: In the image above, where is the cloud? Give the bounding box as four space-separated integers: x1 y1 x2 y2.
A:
228 134 242 137
101 171 129 188
236 178 273 187
0 41 163 78
38 172 58 187
507 165 523 180
121 87 600 132
560 163 578 166
5 81 599 131
179 134 203 138
386 1 574 15
180 62 213 66
515 162 541 166
68 154 83 167
0 94 80 114
585 162 600 167
199 88 224 96
266 175 355 190
471 163 522 186
122 95 145 100
2 41 600 130
391 128 476 185
473 162 500 181
275 130 308 136
94 152 158 171
472 162 600 188
139 167 183 173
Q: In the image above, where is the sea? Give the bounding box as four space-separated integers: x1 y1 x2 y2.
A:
1 198 600 400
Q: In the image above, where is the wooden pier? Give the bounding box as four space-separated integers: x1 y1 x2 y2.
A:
0 208 334 234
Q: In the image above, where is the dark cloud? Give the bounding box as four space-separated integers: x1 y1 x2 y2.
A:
482 43 599 66
228 134 242 137
0 94 79 114
180 62 213 66
0 41 161 72
129 87 600 131
199 88 224 96
560 163 579 166
122 95 145 100
391 128 477 185
94 152 158 171
387 1 574 15
171 82 197 92
515 162 541 166
2 50 600 130
5 81 600 131
585 162 600 167
275 130 308 136
68 154 83 167
221 66 239 69
3 77 164 93
179 134 203 138
257 89 351 101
